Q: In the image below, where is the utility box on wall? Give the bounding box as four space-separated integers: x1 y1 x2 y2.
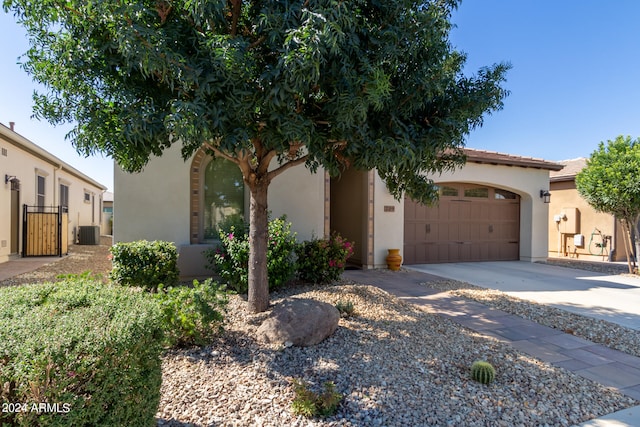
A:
560 207 580 234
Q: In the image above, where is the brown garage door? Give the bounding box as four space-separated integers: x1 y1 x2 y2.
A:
404 184 520 264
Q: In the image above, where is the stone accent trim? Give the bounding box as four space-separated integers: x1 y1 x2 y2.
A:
190 148 208 244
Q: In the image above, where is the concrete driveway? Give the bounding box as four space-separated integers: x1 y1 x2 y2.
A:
407 261 640 331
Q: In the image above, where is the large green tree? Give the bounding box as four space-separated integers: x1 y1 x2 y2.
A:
576 136 640 273
4 0 510 312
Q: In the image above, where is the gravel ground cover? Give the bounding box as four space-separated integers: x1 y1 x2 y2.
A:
2 246 638 426
540 258 632 275
157 284 637 426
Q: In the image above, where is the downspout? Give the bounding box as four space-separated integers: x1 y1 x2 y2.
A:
53 164 62 206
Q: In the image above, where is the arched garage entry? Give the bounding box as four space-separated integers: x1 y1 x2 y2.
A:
404 183 520 264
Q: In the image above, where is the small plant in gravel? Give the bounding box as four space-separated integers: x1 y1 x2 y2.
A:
291 379 342 418
335 300 356 317
155 279 229 347
56 270 104 282
470 360 496 384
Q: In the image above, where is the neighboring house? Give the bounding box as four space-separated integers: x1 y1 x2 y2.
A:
0 122 107 263
115 145 562 277
101 191 114 236
548 158 628 261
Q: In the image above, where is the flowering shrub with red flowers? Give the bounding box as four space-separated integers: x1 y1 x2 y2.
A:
204 216 297 293
296 233 354 285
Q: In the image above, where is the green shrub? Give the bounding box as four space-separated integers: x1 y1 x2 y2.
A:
291 379 342 418
205 216 298 293
296 233 354 284
0 278 164 427
471 360 496 384
110 240 179 290
155 279 229 347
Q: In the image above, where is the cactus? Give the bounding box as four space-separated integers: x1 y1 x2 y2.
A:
471 360 495 384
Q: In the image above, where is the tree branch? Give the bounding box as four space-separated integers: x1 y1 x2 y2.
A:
258 150 277 176
267 154 309 181
230 0 241 36
202 141 239 164
248 35 266 50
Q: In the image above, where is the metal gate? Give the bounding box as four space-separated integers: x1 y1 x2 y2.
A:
22 205 69 257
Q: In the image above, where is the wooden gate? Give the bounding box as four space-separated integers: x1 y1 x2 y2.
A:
22 205 68 257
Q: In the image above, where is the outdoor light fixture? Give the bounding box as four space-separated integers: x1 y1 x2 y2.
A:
540 190 551 204
4 174 16 184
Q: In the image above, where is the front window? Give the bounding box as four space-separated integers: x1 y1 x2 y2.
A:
464 187 489 198
203 157 245 240
60 184 69 212
37 175 45 207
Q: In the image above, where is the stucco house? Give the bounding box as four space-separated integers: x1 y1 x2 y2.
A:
115 145 562 277
0 122 107 263
548 158 629 261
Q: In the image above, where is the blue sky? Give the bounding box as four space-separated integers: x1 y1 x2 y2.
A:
2 1 640 193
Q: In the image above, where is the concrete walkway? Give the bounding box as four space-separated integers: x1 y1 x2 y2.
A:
0 256 64 282
343 269 640 427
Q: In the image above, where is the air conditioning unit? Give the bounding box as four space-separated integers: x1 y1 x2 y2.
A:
78 225 100 245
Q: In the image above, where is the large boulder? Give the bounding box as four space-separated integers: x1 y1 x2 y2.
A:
256 298 340 347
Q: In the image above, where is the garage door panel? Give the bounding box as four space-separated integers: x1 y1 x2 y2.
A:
404 185 520 264
446 243 459 262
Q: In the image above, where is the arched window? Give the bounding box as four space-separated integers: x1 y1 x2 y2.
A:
200 157 245 241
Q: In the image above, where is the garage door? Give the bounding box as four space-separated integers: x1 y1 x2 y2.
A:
404 184 520 264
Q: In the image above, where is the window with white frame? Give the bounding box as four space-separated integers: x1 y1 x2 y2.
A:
60 183 70 212
36 175 46 207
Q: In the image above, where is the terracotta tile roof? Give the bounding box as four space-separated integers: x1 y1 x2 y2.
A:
549 157 588 182
463 148 564 171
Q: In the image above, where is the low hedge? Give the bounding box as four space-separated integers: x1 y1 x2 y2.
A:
0 278 164 427
110 240 179 291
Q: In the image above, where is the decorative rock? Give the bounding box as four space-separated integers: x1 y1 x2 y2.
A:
256 298 340 346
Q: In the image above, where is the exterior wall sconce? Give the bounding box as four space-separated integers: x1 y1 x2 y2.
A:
540 190 551 204
5 174 17 184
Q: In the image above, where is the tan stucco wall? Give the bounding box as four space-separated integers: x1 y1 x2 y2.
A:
372 172 404 268
425 162 552 262
1 136 104 263
548 180 624 261
114 147 191 245
267 162 326 242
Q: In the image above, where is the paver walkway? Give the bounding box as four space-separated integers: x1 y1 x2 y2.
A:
343 269 640 426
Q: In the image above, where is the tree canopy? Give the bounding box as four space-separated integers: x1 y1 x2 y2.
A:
4 0 511 310
576 135 640 272
5 0 509 203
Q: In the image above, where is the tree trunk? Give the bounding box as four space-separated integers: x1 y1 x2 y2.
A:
621 219 634 274
633 214 640 274
247 179 270 313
